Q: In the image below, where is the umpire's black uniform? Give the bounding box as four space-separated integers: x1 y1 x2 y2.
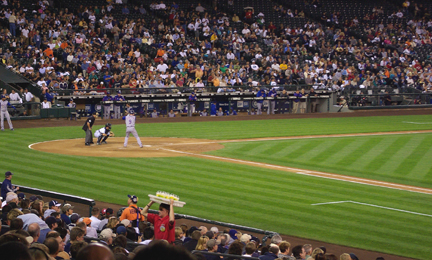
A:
82 113 96 146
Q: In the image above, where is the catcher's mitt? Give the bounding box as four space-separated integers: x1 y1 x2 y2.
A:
110 131 115 137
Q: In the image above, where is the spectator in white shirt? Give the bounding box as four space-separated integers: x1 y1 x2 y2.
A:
23 88 34 102
242 26 251 35
227 51 235 60
82 218 98 238
9 89 22 103
271 63 281 72
25 65 34 74
75 73 84 82
42 98 50 108
37 78 47 87
156 61 168 73
89 208 101 230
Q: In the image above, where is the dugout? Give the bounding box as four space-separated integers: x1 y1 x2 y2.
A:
54 87 333 118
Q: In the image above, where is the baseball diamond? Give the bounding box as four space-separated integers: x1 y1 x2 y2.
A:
3 0 432 258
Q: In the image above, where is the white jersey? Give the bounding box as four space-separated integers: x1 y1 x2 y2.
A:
94 127 109 138
125 114 136 128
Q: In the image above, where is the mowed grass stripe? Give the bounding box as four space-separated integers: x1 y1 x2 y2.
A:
408 144 432 179
363 136 410 172
295 138 344 162
269 141 306 158
348 137 388 171
394 137 432 176
309 139 349 163
334 137 383 167
324 138 366 165
377 135 426 175
287 139 327 160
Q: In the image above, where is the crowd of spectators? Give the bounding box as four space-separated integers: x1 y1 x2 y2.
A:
0 0 431 101
1 175 385 260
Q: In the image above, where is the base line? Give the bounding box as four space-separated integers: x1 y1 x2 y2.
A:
312 200 432 218
159 148 432 195
311 201 351 206
402 121 432 125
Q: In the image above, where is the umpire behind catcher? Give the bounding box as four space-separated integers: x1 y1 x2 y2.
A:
83 112 97 146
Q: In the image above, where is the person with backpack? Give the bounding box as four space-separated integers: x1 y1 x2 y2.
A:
119 195 144 227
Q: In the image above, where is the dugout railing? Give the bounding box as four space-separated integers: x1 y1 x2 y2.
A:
348 93 432 109
52 86 332 116
52 84 316 96
0 182 96 216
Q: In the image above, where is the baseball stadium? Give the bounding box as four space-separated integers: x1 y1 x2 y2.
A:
1 0 432 260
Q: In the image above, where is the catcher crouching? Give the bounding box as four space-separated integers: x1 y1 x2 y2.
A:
95 123 115 145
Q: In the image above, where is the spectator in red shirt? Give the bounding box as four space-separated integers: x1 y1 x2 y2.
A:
143 199 175 244
87 64 96 74
268 22 276 32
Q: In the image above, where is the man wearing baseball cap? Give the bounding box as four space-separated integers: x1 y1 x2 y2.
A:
1 171 19 201
119 195 144 227
44 200 62 219
143 199 175 244
98 208 114 231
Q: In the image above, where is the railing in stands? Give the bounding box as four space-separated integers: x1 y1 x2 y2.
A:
192 250 261 259
0 182 95 216
348 93 432 109
117 207 277 245
52 84 316 97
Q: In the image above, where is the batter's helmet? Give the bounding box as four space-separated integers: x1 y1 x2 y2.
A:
129 109 135 114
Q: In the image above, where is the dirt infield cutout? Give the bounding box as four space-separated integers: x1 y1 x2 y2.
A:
30 137 225 158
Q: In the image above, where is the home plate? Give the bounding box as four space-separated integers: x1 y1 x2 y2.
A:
142 145 152 147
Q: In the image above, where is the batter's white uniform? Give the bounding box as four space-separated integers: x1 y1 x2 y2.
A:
124 114 143 148
0 100 14 131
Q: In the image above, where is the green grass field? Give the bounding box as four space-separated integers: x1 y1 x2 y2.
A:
2 114 432 259
209 133 432 189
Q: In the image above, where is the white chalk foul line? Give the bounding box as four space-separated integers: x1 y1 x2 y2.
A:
155 130 432 147
311 201 351 206
28 138 82 149
159 148 432 195
402 121 432 125
312 200 432 218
